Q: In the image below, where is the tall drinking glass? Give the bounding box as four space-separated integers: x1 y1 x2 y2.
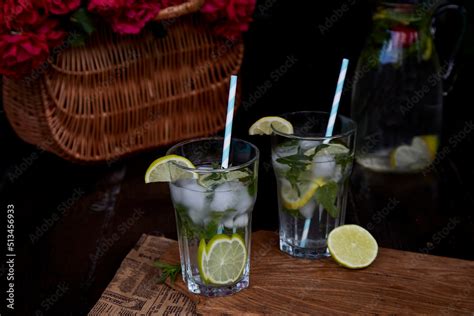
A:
271 112 356 259
167 137 259 296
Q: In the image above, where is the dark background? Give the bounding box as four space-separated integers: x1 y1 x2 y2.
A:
1 0 473 314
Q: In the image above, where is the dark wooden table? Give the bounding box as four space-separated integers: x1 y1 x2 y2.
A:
161 231 474 314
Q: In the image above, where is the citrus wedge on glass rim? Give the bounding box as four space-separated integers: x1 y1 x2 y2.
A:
197 234 247 285
328 224 378 269
144 154 196 183
249 116 294 135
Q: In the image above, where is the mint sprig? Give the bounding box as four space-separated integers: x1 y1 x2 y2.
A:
315 181 339 218
154 261 181 285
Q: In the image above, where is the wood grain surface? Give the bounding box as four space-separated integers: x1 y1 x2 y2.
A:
162 231 474 315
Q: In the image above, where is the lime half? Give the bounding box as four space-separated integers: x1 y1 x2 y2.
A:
249 116 294 135
198 234 247 285
328 225 378 269
144 154 196 183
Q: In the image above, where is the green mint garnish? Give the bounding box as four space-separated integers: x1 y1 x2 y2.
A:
315 181 339 218
154 261 181 285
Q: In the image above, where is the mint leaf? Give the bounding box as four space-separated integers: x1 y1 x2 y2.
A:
175 204 201 238
311 144 330 157
315 181 339 218
154 260 181 285
70 8 96 35
247 178 257 196
276 153 310 166
335 153 354 173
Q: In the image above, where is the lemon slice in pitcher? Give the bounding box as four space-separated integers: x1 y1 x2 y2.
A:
249 116 294 135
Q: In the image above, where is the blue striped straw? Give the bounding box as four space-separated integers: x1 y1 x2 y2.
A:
300 58 349 248
218 75 238 234
221 75 238 169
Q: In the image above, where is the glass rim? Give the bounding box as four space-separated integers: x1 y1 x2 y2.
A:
271 111 356 141
166 136 260 174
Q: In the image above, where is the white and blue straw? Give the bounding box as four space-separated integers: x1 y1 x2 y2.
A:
218 75 238 234
221 75 238 169
300 58 349 247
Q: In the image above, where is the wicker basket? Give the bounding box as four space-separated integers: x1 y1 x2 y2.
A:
2 0 244 162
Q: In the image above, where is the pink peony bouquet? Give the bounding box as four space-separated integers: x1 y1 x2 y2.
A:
0 0 255 77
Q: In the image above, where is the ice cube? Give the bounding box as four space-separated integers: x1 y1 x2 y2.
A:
272 144 298 173
299 140 321 152
188 208 206 225
312 154 336 179
169 183 183 204
223 216 234 229
299 199 316 219
333 165 343 182
234 213 249 227
210 182 240 212
236 190 253 214
210 181 254 215
172 179 208 212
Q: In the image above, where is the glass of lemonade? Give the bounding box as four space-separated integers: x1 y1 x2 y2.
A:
271 111 356 259
167 137 259 296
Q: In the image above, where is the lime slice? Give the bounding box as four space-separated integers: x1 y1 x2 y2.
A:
197 239 209 283
144 154 196 183
304 143 350 157
249 116 294 135
200 234 247 285
197 169 251 189
281 178 326 210
328 224 378 269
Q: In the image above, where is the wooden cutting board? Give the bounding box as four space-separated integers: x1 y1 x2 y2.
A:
162 231 474 314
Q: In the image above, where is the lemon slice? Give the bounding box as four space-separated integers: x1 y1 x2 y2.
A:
390 135 437 170
249 116 294 135
281 178 326 210
198 234 247 285
415 135 438 160
144 154 196 183
328 225 378 269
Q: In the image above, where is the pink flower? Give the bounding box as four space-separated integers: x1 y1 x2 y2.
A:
201 0 255 40
37 19 67 47
1 0 45 31
46 0 81 15
0 32 50 77
88 0 161 35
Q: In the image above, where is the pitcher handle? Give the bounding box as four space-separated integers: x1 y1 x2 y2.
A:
431 3 467 96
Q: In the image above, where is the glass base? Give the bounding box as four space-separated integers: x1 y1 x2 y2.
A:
280 238 330 259
184 274 249 297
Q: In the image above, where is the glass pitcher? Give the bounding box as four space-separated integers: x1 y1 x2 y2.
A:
351 0 466 173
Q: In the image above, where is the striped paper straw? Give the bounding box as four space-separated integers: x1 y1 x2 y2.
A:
218 75 238 234
300 58 349 248
221 75 238 169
